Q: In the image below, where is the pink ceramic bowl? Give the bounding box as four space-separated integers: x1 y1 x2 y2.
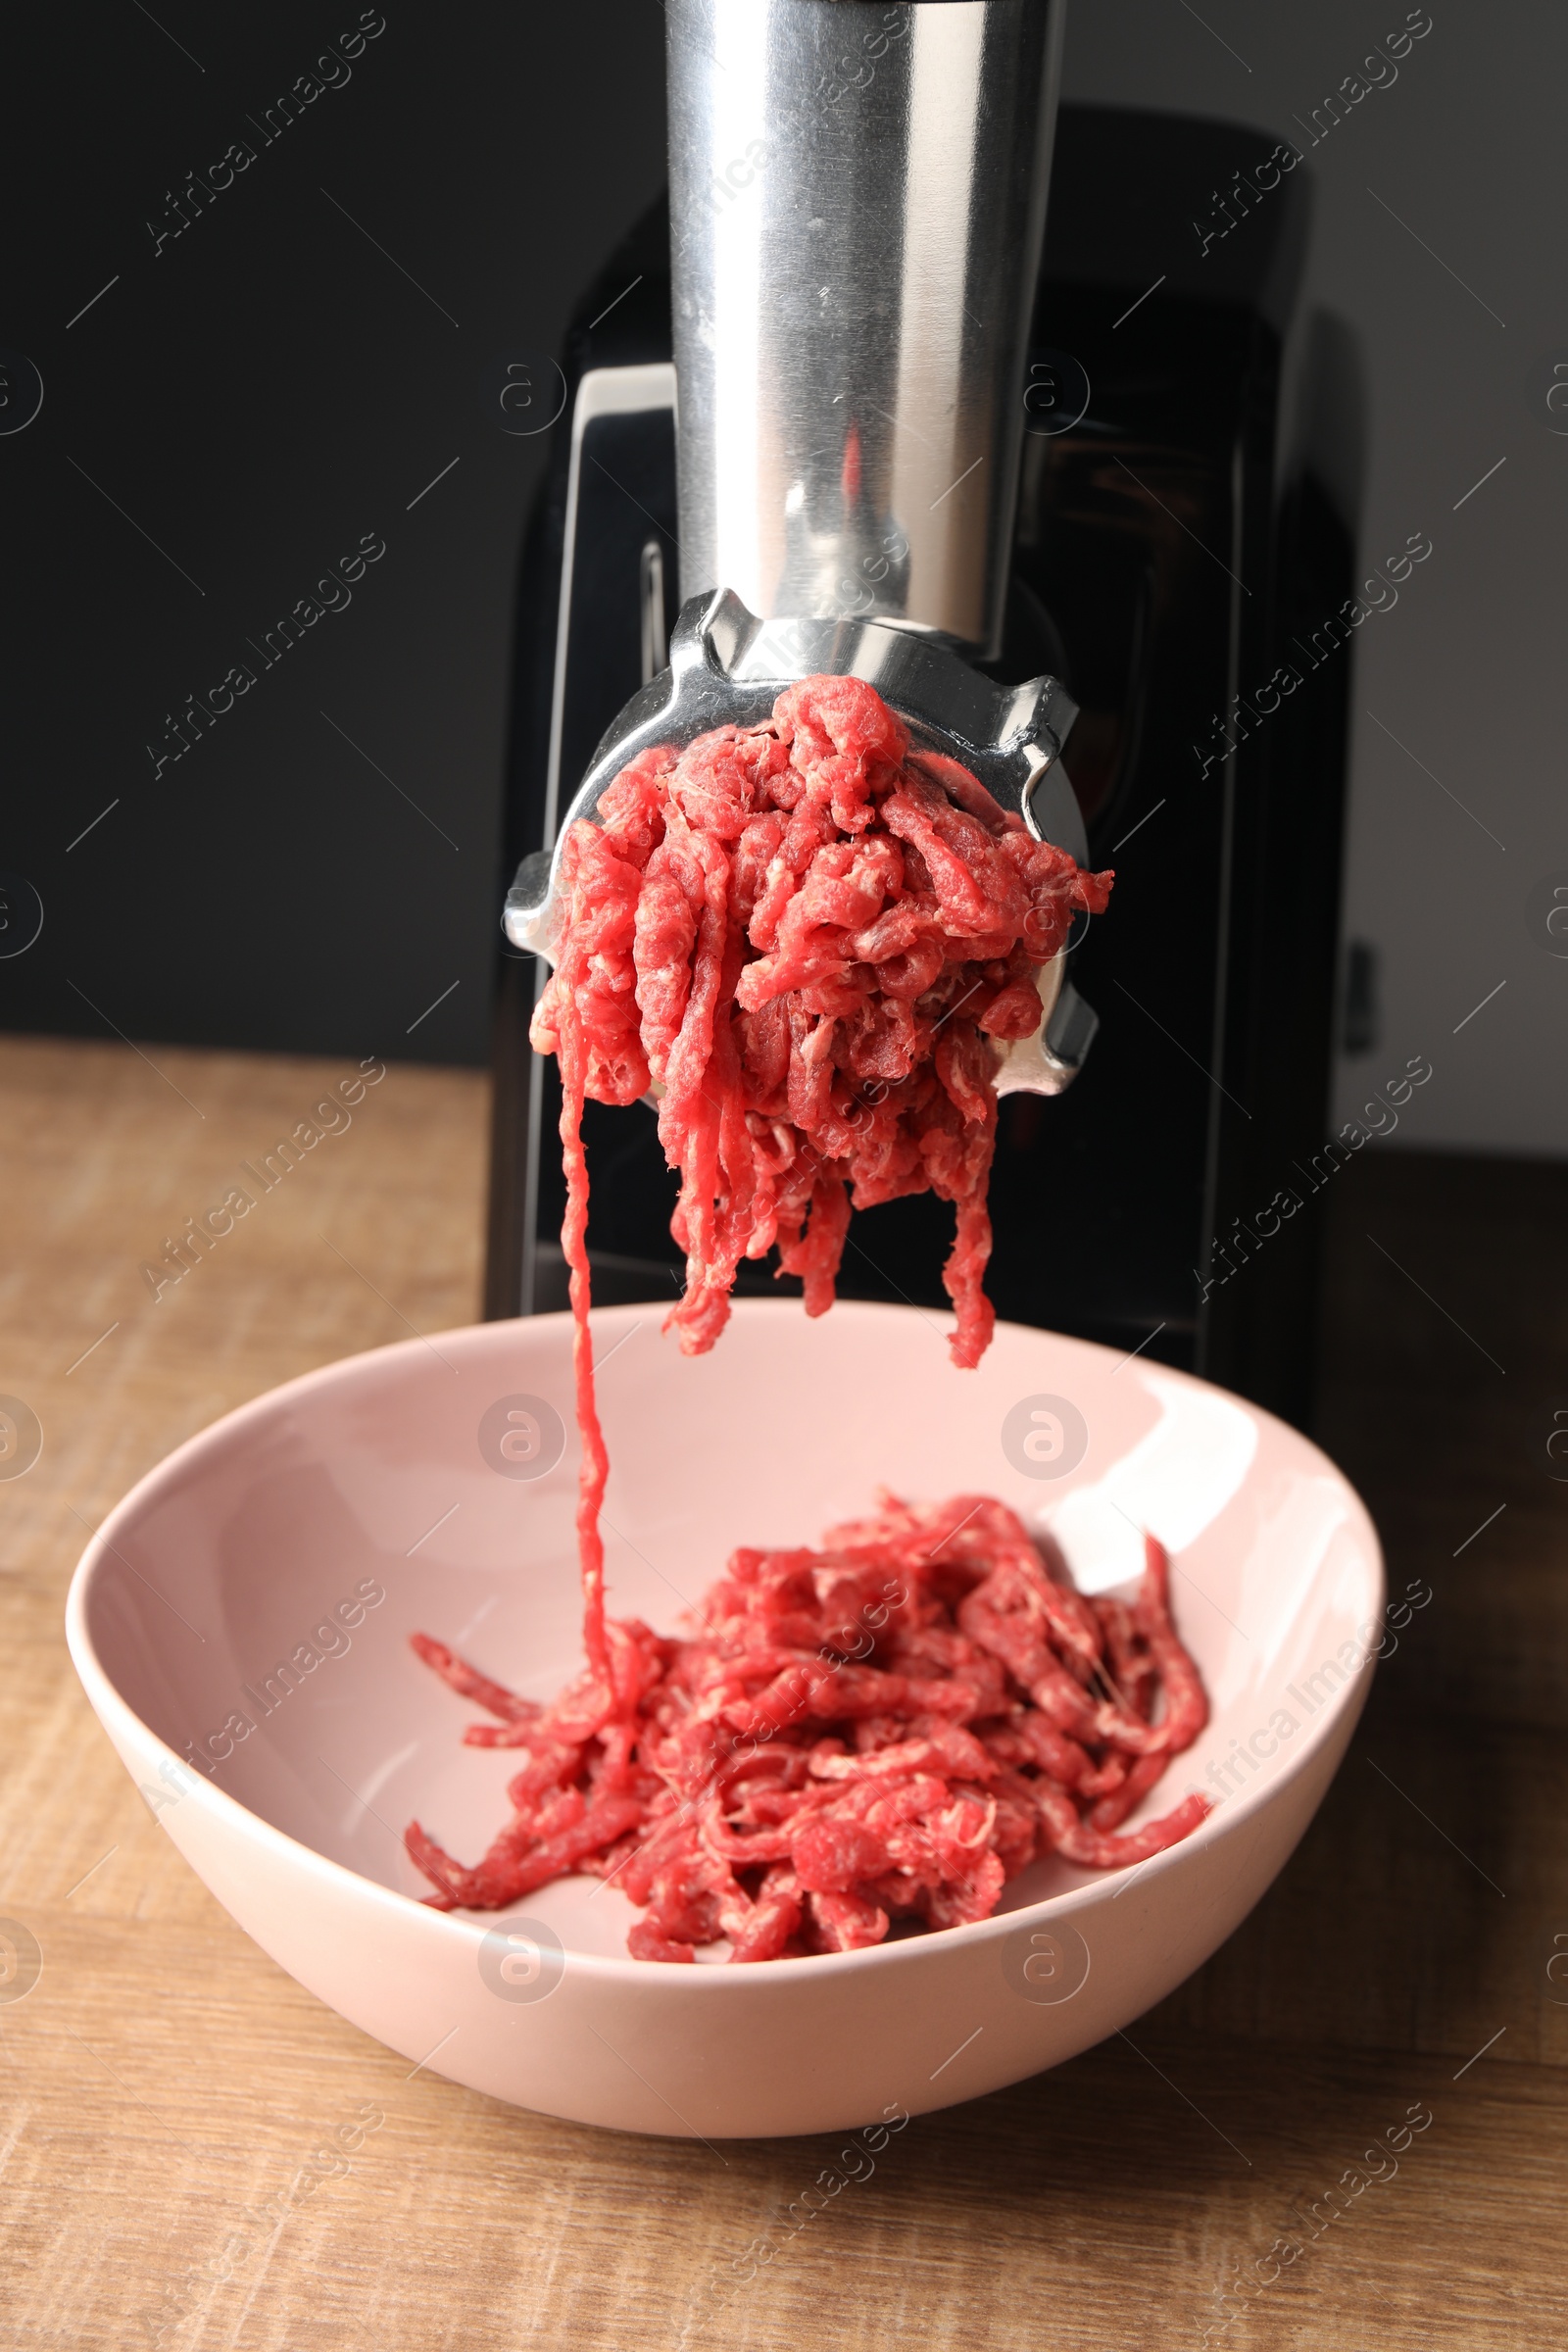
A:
67 1300 1381 2138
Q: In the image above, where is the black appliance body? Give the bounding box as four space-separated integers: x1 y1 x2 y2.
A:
484 106 1354 1433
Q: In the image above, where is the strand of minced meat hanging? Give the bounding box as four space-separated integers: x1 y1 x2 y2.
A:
405 1501 1210 1960
550 877 614 1695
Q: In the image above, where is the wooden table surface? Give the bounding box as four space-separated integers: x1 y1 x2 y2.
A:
3 1033 1565 2349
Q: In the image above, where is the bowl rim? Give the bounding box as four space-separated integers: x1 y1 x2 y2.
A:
65 1299 1385 1987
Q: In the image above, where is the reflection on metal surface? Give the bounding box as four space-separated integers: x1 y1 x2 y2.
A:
666 0 1065 655
638 539 668 685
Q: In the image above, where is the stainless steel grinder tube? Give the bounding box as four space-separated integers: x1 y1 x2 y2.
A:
666 0 1066 659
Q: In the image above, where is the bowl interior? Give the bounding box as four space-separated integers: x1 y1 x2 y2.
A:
76 1300 1381 1958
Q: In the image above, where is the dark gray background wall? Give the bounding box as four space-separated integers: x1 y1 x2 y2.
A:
0 0 667 1068
1062 1 1568 1158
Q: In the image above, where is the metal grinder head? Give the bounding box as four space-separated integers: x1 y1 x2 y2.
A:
506 585 1096 1094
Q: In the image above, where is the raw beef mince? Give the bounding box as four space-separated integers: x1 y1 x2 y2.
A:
528 672 1114 1375
403 678 1209 1964
407 1499 1210 1962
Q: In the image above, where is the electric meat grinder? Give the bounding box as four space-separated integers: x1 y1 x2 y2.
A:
485 0 1354 1431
